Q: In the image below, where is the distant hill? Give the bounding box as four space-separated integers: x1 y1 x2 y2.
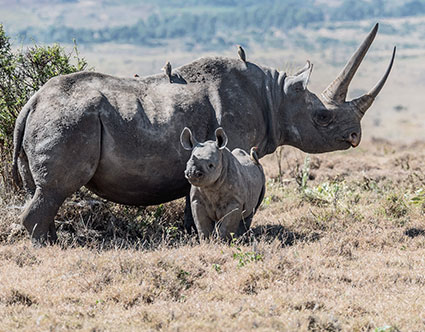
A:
2 0 425 51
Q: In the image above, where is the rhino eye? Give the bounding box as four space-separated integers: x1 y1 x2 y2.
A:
314 109 333 126
208 163 214 169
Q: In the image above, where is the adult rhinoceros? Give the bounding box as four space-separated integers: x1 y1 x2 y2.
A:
12 23 395 244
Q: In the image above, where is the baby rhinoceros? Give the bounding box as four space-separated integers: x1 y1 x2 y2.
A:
180 127 265 239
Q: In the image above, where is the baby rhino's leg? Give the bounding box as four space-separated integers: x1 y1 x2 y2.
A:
191 201 215 238
216 204 243 240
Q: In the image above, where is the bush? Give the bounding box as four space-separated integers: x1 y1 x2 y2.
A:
0 24 89 191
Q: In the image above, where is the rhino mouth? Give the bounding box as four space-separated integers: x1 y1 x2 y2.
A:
186 177 206 187
184 169 205 185
337 136 360 149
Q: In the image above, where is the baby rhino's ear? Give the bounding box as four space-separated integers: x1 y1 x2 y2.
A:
215 127 228 150
180 127 197 150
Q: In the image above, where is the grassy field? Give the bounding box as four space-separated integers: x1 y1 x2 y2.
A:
0 140 424 331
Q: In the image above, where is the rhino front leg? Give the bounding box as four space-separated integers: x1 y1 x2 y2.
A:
191 201 215 238
237 212 254 236
20 187 66 245
216 205 244 240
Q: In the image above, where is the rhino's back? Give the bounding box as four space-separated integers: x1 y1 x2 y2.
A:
31 59 268 154
231 148 263 175
27 70 216 147
231 148 252 165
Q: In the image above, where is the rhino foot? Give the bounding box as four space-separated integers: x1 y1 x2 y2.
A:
21 188 63 246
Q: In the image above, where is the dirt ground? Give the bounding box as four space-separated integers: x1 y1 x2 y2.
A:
0 139 424 331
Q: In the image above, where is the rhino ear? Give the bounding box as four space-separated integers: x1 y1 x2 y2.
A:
215 127 228 150
293 60 311 76
284 61 313 96
180 127 197 150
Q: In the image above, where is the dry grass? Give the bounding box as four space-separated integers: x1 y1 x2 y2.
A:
0 140 424 331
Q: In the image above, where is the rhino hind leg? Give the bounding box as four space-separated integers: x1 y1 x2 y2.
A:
20 114 101 245
20 187 65 245
21 159 99 245
21 152 100 245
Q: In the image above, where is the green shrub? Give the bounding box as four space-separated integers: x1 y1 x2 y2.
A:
0 24 89 190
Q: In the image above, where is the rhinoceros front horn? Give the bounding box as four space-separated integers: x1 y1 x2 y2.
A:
321 23 396 116
322 23 379 105
322 23 379 104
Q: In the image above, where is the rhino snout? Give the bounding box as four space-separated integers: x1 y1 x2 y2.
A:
184 168 204 181
344 131 361 147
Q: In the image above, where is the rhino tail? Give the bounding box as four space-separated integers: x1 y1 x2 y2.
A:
255 183 266 213
12 102 32 189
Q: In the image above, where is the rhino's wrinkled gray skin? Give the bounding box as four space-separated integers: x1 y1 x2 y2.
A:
181 127 265 239
12 23 395 244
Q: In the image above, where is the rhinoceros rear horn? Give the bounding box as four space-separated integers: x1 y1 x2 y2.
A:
180 127 198 150
322 23 379 104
